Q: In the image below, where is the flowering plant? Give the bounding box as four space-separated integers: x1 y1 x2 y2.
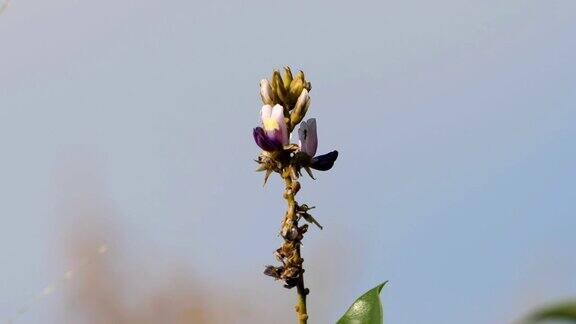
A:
252 68 384 323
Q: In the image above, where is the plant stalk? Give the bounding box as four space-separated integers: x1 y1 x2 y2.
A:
282 168 309 324
295 268 308 324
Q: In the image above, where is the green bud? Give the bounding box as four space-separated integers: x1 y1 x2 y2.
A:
259 79 275 105
283 67 293 90
289 89 310 128
272 70 288 106
288 71 305 103
255 164 268 172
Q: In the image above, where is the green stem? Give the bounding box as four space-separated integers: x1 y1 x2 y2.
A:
282 168 308 324
296 268 308 324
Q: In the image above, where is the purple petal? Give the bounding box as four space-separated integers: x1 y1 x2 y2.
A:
265 127 285 148
297 120 308 153
253 127 283 151
298 119 318 157
311 150 338 171
306 118 318 157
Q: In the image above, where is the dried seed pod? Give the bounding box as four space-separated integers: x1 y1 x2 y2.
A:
282 225 300 241
287 253 303 266
298 204 315 212
274 250 284 263
282 266 301 279
281 241 296 255
292 181 301 194
264 265 283 279
283 277 298 289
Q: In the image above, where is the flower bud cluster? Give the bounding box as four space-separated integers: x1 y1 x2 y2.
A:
254 68 337 181
260 67 312 124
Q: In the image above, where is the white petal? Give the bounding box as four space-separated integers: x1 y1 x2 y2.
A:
261 104 273 121
271 104 288 145
260 79 273 104
271 104 284 120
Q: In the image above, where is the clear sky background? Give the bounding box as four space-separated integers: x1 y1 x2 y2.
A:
1 1 576 323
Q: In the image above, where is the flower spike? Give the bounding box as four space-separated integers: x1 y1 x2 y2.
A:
253 68 339 324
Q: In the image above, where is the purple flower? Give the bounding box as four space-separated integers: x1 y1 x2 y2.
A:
298 118 318 157
253 127 283 151
311 150 338 171
253 104 288 152
298 118 338 171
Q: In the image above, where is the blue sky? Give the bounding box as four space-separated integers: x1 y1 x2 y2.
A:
1 0 575 323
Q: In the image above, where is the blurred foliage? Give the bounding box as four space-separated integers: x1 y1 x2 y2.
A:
337 282 387 324
524 299 576 323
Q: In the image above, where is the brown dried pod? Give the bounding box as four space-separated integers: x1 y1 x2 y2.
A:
283 277 299 289
264 265 283 279
282 225 300 241
282 266 301 279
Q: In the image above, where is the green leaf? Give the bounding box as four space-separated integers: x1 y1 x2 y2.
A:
524 299 576 323
337 282 387 324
